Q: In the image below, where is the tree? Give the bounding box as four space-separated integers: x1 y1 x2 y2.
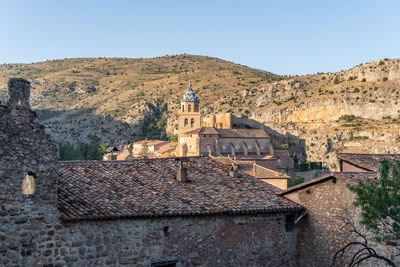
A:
139 143 149 159
333 76 340 84
332 209 396 267
332 159 400 266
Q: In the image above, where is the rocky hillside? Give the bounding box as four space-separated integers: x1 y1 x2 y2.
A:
0 55 278 144
1 55 399 169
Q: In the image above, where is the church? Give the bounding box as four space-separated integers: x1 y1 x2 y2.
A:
177 82 286 159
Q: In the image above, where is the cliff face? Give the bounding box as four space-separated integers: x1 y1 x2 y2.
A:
242 59 400 168
1 56 399 169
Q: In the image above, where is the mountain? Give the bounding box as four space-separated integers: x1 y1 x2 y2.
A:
1 55 400 169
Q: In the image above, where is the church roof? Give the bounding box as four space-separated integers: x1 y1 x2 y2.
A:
181 81 200 103
182 127 270 138
337 153 400 171
58 157 303 221
216 129 270 138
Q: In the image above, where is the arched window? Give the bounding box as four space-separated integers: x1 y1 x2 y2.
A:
22 172 36 195
191 118 194 128
188 104 192 112
182 105 185 112
184 118 188 126
194 103 199 112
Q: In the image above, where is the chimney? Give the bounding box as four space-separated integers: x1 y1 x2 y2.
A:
8 78 31 109
176 160 187 182
229 163 240 178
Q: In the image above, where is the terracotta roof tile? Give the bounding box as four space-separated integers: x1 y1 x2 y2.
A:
338 153 400 171
279 171 377 195
58 157 303 221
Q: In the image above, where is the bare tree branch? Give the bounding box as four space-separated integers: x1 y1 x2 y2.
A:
331 208 396 267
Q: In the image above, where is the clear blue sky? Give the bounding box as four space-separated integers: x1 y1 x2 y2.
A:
1 0 399 75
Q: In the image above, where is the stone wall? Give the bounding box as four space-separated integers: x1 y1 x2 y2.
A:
0 78 61 266
52 213 295 266
203 113 232 129
284 178 397 266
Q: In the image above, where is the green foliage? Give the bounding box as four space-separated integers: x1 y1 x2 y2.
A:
128 143 133 155
297 161 323 171
141 117 168 140
361 78 367 82
348 160 400 243
333 76 340 84
139 143 149 159
58 135 110 161
168 135 178 142
288 177 305 187
383 77 388 81
280 143 289 148
339 114 357 121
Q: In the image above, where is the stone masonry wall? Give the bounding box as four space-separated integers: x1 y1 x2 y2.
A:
284 179 397 267
54 213 295 266
0 79 297 266
0 78 61 266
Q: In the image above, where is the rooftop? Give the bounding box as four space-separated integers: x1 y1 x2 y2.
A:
183 127 270 138
279 171 377 195
180 81 199 103
58 157 303 221
338 153 400 171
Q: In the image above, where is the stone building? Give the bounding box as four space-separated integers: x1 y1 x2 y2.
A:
176 82 292 189
279 153 400 266
103 140 176 160
177 82 289 160
0 79 304 266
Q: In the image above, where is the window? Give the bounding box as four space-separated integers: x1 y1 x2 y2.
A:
181 105 184 112
22 172 36 195
191 118 194 128
188 104 191 112
184 118 188 127
206 144 211 152
189 144 193 150
194 103 199 112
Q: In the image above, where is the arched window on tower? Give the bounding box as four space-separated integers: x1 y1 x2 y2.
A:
188 104 192 112
184 118 188 127
22 172 36 195
191 118 194 128
182 105 185 112
194 103 199 112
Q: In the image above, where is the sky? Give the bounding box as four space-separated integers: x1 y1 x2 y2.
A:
1 0 400 75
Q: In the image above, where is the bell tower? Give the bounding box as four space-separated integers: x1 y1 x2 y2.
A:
178 81 201 134
177 81 201 157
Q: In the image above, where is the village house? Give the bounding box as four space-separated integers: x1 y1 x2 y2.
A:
0 78 304 266
103 140 177 160
279 153 400 266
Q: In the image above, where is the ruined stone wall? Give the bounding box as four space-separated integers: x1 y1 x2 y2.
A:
284 179 397 266
0 79 61 266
